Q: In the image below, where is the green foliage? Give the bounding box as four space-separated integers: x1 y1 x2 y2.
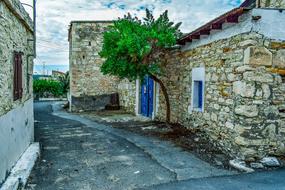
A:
57 71 70 94
33 79 64 98
100 9 182 81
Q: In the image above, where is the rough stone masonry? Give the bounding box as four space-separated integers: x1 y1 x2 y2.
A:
68 21 120 112
69 1 285 161
0 0 35 185
155 8 285 160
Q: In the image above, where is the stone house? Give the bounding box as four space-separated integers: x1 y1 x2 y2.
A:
0 0 35 185
68 21 120 112
69 0 285 160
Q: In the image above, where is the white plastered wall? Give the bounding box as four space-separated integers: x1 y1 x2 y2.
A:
0 99 34 184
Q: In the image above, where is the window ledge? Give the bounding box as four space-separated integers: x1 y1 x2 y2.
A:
192 108 203 112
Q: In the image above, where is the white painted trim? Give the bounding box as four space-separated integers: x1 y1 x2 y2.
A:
251 8 285 41
189 67 205 113
135 79 140 116
154 82 160 119
152 81 160 119
0 143 40 190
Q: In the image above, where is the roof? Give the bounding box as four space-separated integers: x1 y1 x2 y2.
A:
177 0 255 45
240 0 256 8
52 70 65 75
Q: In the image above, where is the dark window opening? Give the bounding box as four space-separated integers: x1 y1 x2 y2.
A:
193 80 203 109
13 52 23 101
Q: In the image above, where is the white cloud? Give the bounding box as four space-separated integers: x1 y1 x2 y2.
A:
20 0 242 66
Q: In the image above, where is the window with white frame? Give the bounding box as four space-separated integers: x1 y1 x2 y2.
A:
190 67 205 112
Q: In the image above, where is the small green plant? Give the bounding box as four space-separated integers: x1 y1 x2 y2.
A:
33 79 64 98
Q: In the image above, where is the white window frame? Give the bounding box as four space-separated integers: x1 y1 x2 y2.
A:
190 67 205 113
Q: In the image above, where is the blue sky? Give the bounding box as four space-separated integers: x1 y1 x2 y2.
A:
21 0 243 66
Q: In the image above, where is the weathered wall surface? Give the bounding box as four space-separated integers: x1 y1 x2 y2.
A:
0 0 34 116
156 32 285 160
0 0 34 185
259 0 285 8
0 99 34 184
118 79 137 113
116 9 285 160
69 21 119 112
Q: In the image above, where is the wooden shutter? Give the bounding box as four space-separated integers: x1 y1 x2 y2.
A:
13 52 23 101
18 53 23 99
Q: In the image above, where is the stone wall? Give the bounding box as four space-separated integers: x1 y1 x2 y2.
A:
69 9 285 160
118 79 137 113
69 21 120 112
0 0 34 117
259 0 285 8
156 32 285 160
0 0 34 185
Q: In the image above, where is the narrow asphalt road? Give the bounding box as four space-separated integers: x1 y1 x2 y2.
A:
28 102 175 190
27 101 285 190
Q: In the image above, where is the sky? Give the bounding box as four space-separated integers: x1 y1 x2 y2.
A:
20 0 243 66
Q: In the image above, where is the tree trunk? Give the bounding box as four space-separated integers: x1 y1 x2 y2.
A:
149 74 171 123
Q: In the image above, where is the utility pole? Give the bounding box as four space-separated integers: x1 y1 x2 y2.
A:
43 62 46 75
33 0 36 57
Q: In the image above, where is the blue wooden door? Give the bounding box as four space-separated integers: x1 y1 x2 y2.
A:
141 76 154 117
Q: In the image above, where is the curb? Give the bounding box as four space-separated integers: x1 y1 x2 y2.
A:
0 143 40 190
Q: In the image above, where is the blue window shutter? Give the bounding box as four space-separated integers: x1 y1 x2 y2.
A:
198 81 203 108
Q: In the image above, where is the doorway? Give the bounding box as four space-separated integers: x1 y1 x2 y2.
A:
140 76 154 118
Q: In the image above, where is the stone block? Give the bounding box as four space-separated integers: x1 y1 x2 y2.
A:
225 122 234 129
244 46 272 66
233 81 255 98
260 157 280 167
262 124 277 139
235 65 255 73
273 49 285 69
229 159 254 173
239 40 258 48
259 0 285 9
243 72 274 83
264 106 279 118
235 136 248 146
235 105 259 117
262 84 271 99
250 162 264 169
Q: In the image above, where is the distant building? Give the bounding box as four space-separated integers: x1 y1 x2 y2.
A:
52 70 66 79
33 74 52 80
0 0 35 185
69 0 285 161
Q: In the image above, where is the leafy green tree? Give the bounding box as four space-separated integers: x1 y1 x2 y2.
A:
57 71 70 94
100 9 182 123
33 79 64 98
